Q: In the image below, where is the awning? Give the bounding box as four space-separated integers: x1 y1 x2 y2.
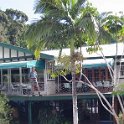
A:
0 60 45 69
40 53 54 60
83 58 114 68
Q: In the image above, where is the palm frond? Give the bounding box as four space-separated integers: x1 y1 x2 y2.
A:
34 0 66 14
75 14 98 45
70 0 86 19
98 26 113 44
27 0 117 59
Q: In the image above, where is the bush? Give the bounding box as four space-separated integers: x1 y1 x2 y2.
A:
0 94 11 124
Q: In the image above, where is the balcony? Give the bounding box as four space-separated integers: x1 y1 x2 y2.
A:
0 79 113 96
55 80 113 94
0 72 45 96
0 82 45 96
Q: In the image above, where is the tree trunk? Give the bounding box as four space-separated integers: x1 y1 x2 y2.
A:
72 67 78 124
114 116 119 124
70 42 78 124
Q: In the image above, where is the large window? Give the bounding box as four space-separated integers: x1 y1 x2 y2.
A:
83 67 111 83
78 99 99 121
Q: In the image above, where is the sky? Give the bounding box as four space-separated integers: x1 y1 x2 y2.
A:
0 0 124 24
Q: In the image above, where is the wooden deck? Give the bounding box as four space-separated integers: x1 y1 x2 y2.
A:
0 80 113 98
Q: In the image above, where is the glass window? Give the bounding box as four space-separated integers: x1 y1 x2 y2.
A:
100 69 106 80
120 65 124 76
94 69 99 82
46 61 55 80
87 69 92 82
82 69 87 82
22 68 30 83
107 68 111 80
11 68 20 83
87 99 98 114
2 69 8 83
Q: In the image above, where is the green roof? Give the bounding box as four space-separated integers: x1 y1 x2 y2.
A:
40 53 54 60
56 58 114 69
0 42 33 54
83 58 114 68
0 60 45 69
0 42 54 60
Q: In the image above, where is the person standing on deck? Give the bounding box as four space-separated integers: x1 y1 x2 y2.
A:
29 67 40 95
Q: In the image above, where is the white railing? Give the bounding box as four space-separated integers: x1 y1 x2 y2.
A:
56 80 113 94
0 82 45 96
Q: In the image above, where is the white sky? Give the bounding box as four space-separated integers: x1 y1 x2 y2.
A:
0 0 124 23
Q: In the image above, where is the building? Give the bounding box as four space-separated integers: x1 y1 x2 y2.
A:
0 42 123 124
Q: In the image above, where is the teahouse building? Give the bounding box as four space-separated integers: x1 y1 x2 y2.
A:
0 42 123 124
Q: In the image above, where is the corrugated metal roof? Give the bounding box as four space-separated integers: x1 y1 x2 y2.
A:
41 43 124 59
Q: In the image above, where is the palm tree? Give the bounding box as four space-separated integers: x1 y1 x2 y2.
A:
26 1 109 124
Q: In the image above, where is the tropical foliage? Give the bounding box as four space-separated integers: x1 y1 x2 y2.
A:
26 1 102 55
26 1 115 124
0 9 28 47
99 12 124 42
26 0 124 124
0 94 11 124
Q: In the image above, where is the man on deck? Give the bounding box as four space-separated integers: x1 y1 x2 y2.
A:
29 67 40 95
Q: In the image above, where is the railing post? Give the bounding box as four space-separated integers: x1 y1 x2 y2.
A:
19 67 22 95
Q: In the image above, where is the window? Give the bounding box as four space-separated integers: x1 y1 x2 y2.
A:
87 99 98 114
94 69 99 82
2 69 9 83
120 65 124 77
100 69 106 80
87 69 92 82
107 68 112 80
22 68 29 83
46 61 55 80
11 68 20 83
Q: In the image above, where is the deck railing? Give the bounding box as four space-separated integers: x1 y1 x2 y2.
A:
55 80 113 94
0 80 113 96
0 82 44 96
0 72 45 96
